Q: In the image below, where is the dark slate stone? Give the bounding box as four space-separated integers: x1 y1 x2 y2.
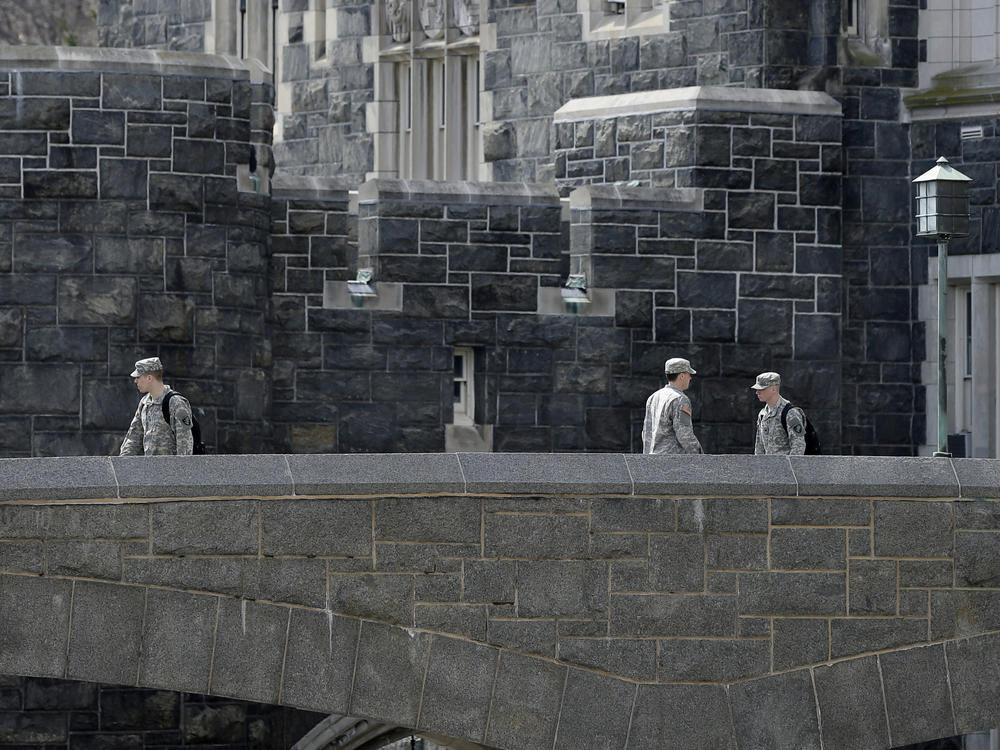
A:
592 255 675 289
13 234 92 273
795 314 839 360
753 158 796 191
734 299 791 344
800 173 841 206
71 110 125 145
100 158 148 200
692 309 734 341
23 171 98 199
0 98 70 131
860 87 900 121
728 192 775 229
695 125 732 167
755 232 794 271
676 271 736 308
174 139 226 175
103 74 163 110
471 274 537 311
49 146 97 169
149 174 204 213
865 322 911 362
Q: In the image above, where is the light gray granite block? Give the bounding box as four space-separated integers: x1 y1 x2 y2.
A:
67 581 144 685
791 456 959 497
112 454 293 498
288 452 466 495
0 456 117 500
628 454 796 496
460 452 631 494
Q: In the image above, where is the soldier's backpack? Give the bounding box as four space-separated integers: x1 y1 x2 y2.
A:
161 391 207 455
780 403 822 455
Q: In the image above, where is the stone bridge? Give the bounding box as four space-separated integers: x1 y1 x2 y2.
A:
2 453 1000 749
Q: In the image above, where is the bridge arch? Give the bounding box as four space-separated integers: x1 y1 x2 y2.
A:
2 452 1000 749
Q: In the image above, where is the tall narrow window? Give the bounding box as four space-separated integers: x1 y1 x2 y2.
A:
453 347 475 425
371 0 481 180
313 0 327 60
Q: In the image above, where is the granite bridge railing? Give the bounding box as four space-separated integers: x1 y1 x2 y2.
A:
2 453 1000 750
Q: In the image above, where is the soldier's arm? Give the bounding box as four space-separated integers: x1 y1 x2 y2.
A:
169 395 195 456
786 408 807 455
641 395 654 453
673 398 703 454
119 406 143 456
754 414 765 455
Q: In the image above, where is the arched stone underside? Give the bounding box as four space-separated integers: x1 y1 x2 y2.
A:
3 452 1000 749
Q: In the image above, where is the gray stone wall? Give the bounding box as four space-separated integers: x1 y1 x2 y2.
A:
559 90 844 451
2 452 1000 750
98 0 212 51
0 676 323 747
0 48 274 456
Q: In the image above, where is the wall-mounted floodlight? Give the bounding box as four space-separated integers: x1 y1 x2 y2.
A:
347 268 377 307
561 274 590 313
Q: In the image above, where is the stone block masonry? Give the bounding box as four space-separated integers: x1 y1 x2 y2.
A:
2 452 1000 750
558 87 845 452
0 48 274 457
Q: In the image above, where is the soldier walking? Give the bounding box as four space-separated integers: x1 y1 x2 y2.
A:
751 371 806 455
642 358 703 454
119 357 195 456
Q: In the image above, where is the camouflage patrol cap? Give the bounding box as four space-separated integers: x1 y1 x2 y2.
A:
130 357 163 377
751 371 781 390
664 357 696 375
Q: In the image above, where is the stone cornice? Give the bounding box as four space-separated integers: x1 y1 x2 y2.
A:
0 453 993 502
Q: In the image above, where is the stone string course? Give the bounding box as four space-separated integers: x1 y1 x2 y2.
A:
2 453 1000 749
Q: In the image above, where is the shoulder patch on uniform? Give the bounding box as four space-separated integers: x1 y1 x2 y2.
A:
181 415 192 427
680 405 692 415
793 423 803 434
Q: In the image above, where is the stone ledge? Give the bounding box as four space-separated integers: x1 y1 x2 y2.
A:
112 455 294 498
0 453 987 502
790 456 959 498
357 178 562 206
288 453 465 495
553 86 843 122
0 45 270 83
0 457 118 501
627 454 797 496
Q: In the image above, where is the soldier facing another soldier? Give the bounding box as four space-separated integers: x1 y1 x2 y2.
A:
751 371 807 455
119 357 195 456
642 357 703 455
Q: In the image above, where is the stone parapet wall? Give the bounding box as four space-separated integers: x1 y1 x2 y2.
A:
0 48 274 456
2 453 1000 750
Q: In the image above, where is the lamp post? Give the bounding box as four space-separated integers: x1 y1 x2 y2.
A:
913 156 972 457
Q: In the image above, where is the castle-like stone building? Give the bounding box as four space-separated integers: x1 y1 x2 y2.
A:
0 0 998 457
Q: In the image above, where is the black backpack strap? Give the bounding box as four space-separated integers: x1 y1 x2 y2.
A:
161 391 175 424
780 402 792 432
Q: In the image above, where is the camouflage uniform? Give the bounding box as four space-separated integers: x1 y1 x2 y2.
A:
642 385 703 454
754 396 806 455
120 386 194 456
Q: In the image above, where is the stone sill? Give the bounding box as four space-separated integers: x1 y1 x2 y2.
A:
0 453 996 502
0 45 271 83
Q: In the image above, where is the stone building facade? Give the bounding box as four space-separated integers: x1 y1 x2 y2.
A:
0 0 997 456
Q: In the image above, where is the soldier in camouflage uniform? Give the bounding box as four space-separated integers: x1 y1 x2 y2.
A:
642 358 703 455
751 371 806 455
119 357 195 456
